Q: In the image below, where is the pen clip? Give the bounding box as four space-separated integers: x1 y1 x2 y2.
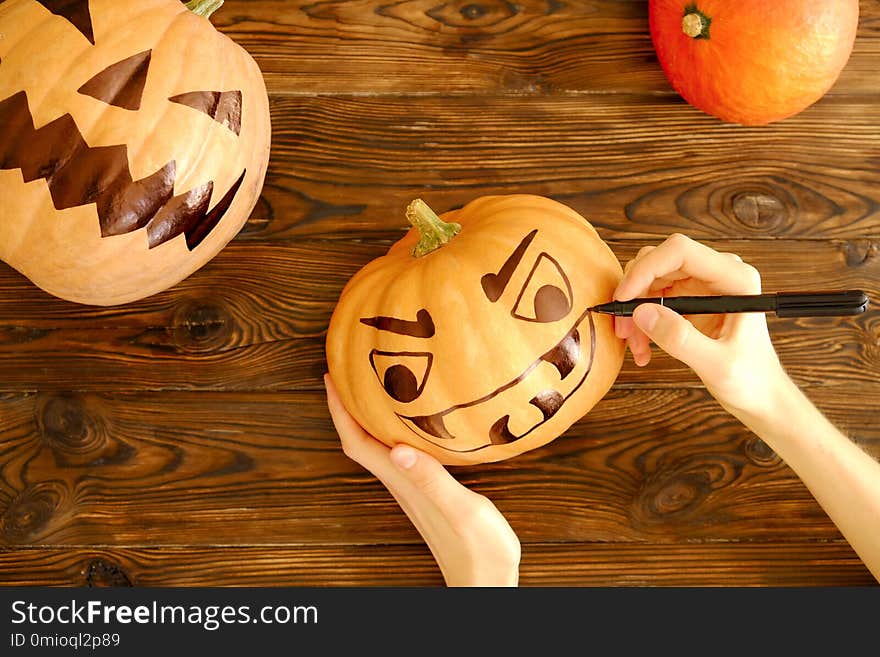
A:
775 290 869 317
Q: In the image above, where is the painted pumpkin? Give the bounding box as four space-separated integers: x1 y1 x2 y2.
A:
0 0 271 305
326 195 625 466
649 0 859 125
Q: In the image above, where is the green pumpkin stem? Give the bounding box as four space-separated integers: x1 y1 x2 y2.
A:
682 4 711 39
185 0 224 18
406 199 461 258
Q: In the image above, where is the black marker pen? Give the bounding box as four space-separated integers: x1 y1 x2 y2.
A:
590 290 869 318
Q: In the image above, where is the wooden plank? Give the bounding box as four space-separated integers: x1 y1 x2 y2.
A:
0 542 874 587
244 94 880 241
0 239 877 392
0 386 876 547
2 97 877 246
213 0 880 96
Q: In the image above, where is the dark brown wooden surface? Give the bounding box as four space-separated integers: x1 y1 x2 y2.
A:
1 0 878 586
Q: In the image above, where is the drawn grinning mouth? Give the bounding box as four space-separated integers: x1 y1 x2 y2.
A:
0 91 245 250
399 309 596 452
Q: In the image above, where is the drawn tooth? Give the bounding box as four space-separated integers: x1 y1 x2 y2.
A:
489 415 519 444
530 390 564 420
408 413 455 441
541 328 580 379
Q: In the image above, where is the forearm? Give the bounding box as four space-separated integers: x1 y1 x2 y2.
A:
737 376 880 582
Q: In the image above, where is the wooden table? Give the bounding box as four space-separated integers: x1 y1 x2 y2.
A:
1 0 878 586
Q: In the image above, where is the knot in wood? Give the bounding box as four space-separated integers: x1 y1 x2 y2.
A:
37 394 106 459
743 436 780 467
460 3 487 19
499 69 552 94
743 436 782 468
237 195 272 236
842 240 878 268
0 481 66 543
427 0 518 29
651 474 705 515
172 300 232 352
634 457 740 524
0 327 48 346
85 558 133 587
864 315 880 365
731 191 785 231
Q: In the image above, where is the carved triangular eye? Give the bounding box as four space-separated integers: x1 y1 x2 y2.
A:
78 50 151 110
169 91 243 135
37 0 95 44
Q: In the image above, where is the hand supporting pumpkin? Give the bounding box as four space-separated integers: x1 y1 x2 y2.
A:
324 374 521 587
615 234 880 582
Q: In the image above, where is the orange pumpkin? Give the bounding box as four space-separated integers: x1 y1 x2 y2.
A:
0 0 271 305
649 0 859 125
326 195 625 466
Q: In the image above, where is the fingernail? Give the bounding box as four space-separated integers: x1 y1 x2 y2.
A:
633 304 659 332
391 444 418 470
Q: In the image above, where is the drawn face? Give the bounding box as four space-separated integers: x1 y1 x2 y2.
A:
359 229 598 455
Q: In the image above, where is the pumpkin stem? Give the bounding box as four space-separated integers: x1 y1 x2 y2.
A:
682 5 711 39
185 0 224 18
406 199 461 258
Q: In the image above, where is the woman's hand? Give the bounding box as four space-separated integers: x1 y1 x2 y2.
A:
613 233 787 420
324 374 520 587
612 236 880 582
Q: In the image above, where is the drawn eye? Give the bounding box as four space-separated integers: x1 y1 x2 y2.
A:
369 351 433 403
512 253 573 322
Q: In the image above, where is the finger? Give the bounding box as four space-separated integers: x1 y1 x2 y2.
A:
636 245 655 260
325 373 371 445
627 329 652 366
616 234 761 300
622 245 655 277
325 373 392 469
632 303 725 371
726 307 772 344
626 334 651 366
647 271 690 293
325 375 476 508
389 443 475 514
615 316 635 339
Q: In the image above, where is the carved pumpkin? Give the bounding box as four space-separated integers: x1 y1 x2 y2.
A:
326 195 625 466
0 0 271 305
649 0 859 125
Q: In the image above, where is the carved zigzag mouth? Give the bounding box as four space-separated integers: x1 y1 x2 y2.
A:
0 91 245 251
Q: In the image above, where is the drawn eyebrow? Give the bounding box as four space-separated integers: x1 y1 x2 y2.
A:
360 308 435 338
480 229 538 302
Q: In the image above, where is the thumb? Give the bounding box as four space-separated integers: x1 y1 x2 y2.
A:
389 444 471 511
632 303 722 371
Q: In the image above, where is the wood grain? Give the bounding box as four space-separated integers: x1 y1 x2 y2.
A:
0 386 876 547
0 542 873 587
213 0 880 96
2 0 878 588
242 95 880 241
0 239 876 392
